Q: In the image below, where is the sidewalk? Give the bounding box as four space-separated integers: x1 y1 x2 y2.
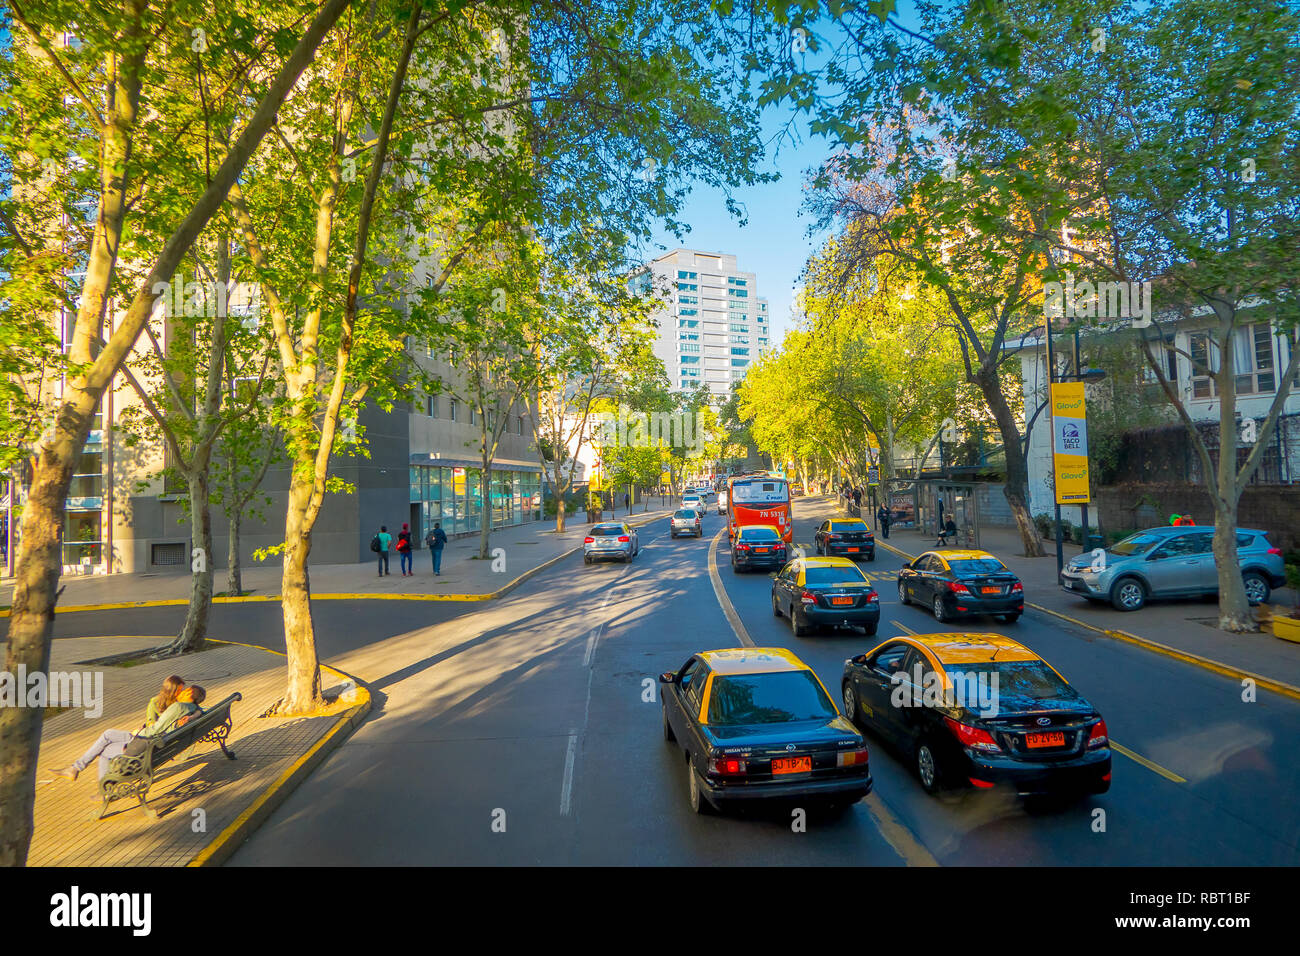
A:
815 498 1300 694
1 506 675 610
20 635 366 866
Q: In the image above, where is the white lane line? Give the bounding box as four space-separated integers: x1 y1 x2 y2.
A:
559 733 579 815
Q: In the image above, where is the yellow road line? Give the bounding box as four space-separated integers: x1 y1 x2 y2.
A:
862 792 940 867
1111 741 1187 784
895 620 918 636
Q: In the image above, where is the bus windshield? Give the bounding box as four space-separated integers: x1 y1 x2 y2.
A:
730 480 789 504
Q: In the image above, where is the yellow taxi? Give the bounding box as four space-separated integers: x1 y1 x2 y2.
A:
772 556 881 636
897 549 1024 624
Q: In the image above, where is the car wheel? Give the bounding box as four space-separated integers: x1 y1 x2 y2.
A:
867 551 875 562
862 622 878 637
932 594 948 623
1243 571 1270 605
998 613 1021 624
916 741 944 794
790 605 808 637
816 541 823 555
772 593 782 617
898 580 909 605
584 555 591 565
687 758 711 814
842 681 860 724
662 704 675 742
1110 576 1147 611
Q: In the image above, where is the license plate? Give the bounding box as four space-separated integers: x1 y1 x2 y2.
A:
772 756 812 774
831 596 853 606
1026 731 1066 748
755 547 769 553
847 546 859 552
981 586 1000 594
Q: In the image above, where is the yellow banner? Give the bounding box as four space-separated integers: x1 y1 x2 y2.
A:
1050 382 1090 504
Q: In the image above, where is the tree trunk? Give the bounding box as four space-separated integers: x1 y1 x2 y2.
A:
555 492 567 533
165 468 213 654
977 366 1045 557
1211 347 1254 631
0 413 85 866
227 507 242 597
478 457 491 559
278 468 322 714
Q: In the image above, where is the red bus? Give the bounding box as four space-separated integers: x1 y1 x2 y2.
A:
727 473 793 544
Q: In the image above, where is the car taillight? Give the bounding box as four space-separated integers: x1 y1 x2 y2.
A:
1011 582 1024 593
708 755 747 775
837 747 870 768
1087 719 1109 749
735 542 749 551
618 535 629 542
583 537 593 544
828 534 840 541
865 590 879 602
948 580 971 594
1267 547 1283 556
800 589 817 605
943 716 1001 753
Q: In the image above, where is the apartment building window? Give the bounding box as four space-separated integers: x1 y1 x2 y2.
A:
727 289 749 298
678 308 698 317
426 395 438 417
677 282 698 292
470 407 477 425
729 334 749 344
730 347 750 356
727 277 748 286
678 295 699 305
679 319 699 328
731 358 749 367
448 399 457 421
1140 333 1178 387
680 343 701 354
1190 324 1277 398
518 416 525 436
729 322 749 333
680 355 700 364
677 270 697 280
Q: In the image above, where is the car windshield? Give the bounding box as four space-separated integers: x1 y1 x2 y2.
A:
943 661 1083 712
673 510 697 519
739 528 780 541
948 558 1008 575
706 670 838 725
804 565 868 586
590 526 624 536
1110 533 1161 556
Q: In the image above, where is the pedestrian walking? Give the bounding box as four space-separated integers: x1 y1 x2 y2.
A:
397 523 413 576
426 521 448 575
372 525 392 576
624 492 631 514
877 504 891 539
851 486 862 517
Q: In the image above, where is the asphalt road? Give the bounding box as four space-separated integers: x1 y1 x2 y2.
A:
15 497 1300 865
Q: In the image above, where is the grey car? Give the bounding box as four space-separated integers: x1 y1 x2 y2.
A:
1059 525 1285 611
583 522 640 564
670 508 703 538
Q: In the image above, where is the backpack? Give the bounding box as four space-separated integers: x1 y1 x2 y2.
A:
369 534 381 553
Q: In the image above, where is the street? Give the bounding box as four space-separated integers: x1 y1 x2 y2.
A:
26 496 1295 866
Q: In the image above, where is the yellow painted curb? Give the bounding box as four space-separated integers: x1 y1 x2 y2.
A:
1 512 676 617
188 640 371 867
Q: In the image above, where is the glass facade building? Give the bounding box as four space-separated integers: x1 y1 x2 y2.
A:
409 463 543 536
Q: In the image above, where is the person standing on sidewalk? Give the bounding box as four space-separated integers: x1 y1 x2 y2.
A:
877 504 891 539
851 486 862 516
397 523 413 576
624 492 631 514
426 521 447 575
375 525 392 576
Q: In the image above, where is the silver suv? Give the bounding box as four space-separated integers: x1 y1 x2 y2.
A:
1060 526 1285 611
670 509 703 538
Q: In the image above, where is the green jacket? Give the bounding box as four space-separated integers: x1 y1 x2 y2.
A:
141 701 199 738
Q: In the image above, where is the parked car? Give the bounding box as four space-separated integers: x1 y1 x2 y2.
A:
731 524 788 572
660 647 872 815
771 557 881 637
1059 526 1285 611
814 518 875 561
583 522 639 564
670 508 704 538
897 550 1025 624
840 633 1110 797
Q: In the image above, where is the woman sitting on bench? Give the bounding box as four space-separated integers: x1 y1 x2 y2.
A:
936 517 958 546
53 684 206 783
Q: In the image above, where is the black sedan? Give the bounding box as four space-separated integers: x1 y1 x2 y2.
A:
731 524 788 572
840 633 1111 797
661 648 873 814
897 549 1024 624
814 519 875 560
771 557 881 637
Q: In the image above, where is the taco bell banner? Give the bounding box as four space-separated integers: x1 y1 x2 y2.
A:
1050 382 1090 504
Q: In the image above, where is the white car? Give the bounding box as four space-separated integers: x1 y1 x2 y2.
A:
717 490 728 514
681 494 703 512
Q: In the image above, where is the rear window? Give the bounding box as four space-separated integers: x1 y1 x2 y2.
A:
590 526 624 536
833 521 867 531
1237 532 1256 548
948 558 1008 575
804 565 868 586
1111 532 1160 556
739 527 780 541
673 510 698 519
943 661 1082 713
706 670 838 726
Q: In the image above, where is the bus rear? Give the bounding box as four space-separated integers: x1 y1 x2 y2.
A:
727 475 792 543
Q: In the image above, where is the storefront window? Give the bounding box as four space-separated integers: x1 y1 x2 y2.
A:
465 468 482 532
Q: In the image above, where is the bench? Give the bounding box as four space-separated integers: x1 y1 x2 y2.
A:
97 692 242 820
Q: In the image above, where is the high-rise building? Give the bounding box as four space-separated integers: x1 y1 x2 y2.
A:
638 249 771 401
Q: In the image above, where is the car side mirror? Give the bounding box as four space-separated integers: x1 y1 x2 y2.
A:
851 654 868 665
1147 552 1164 561
659 672 675 684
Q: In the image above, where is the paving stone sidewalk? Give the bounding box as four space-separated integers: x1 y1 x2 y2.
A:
17 636 358 866
812 496 1300 691
2 506 676 608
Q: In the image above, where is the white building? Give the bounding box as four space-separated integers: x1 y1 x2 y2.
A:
637 248 771 402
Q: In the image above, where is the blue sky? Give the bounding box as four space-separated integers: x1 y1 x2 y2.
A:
644 104 836 345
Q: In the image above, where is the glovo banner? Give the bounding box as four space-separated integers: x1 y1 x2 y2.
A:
1050 382 1090 504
